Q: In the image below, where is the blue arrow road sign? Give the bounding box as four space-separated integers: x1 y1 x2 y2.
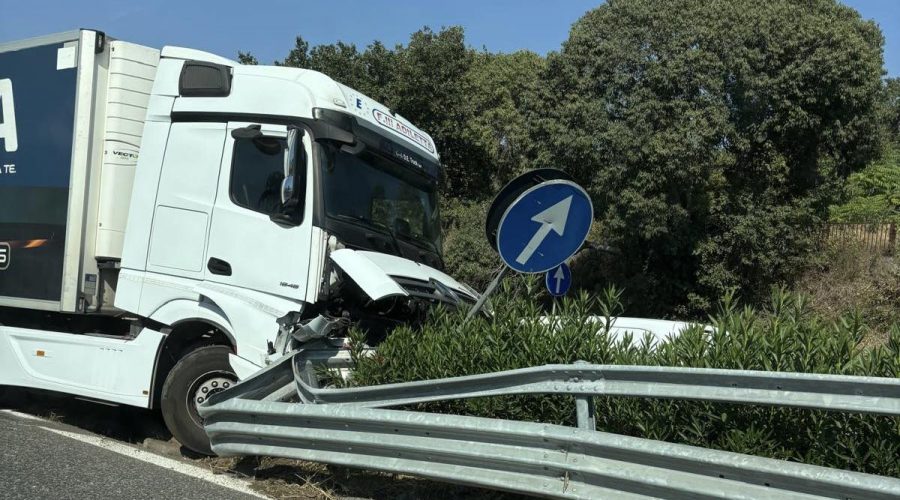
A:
546 263 572 297
496 180 593 273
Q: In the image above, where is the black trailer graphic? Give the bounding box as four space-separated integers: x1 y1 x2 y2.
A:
0 42 77 301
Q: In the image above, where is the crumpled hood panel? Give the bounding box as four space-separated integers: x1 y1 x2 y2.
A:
330 249 476 303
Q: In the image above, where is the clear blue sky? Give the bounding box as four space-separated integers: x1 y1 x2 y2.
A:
1 1 897 77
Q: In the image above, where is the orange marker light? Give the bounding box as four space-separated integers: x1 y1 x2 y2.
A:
24 239 49 249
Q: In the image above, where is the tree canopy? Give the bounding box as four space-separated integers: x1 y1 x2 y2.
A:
239 0 890 315
536 0 885 312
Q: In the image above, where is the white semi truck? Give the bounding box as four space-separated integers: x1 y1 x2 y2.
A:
0 30 477 453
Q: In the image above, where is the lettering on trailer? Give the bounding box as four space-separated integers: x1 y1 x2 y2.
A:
0 79 18 176
0 242 9 270
111 149 138 162
372 109 435 153
0 79 17 154
0 78 19 175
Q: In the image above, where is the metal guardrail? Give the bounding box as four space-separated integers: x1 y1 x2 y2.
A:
200 352 900 499
291 358 900 415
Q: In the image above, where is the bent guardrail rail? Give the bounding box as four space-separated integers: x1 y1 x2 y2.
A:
200 352 900 499
290 357 900 415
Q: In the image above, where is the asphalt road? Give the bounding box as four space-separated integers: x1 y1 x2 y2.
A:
0 410 259 500
0 389 518 500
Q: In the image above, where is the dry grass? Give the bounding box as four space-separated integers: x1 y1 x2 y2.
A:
199 456 338 499
198 455 528 500
799 239 900 346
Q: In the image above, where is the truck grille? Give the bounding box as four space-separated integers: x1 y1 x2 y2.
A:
391 277 475 306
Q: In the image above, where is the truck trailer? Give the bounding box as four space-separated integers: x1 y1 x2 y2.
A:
0 30 477 453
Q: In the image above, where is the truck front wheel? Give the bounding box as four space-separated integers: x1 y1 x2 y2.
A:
160 345 237 455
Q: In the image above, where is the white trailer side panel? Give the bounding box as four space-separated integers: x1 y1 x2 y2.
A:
94 41 160 259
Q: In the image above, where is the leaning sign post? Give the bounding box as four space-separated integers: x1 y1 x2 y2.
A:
466 169 593 320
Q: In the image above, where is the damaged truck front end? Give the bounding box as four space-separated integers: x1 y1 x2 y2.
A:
272 247 478 363
265 89 478 366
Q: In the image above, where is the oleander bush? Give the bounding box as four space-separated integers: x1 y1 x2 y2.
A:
345 278 900 476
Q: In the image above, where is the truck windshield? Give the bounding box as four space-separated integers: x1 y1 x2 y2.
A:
320 145 441 253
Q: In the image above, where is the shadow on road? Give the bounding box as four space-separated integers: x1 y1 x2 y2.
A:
0 386 171 444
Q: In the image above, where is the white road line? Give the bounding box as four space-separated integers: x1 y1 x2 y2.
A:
39 426 266 499
0 409 45 422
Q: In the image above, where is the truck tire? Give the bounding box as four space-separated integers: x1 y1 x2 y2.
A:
160 345 237 455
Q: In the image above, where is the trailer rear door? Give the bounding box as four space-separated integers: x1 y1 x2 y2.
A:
0 31 83 308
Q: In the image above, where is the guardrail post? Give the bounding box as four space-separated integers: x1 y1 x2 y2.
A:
574 361 595 430
575 395 595 430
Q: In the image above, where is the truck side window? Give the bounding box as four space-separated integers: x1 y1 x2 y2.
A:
230 136 289 216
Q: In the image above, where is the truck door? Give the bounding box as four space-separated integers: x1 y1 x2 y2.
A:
204 123 313 301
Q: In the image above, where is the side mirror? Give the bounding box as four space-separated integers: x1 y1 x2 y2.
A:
282 127 303 206
280 174 296 205
271 127 304 226
284 127 300 178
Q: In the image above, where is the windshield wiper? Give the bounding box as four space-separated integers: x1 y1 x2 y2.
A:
332 214 403 256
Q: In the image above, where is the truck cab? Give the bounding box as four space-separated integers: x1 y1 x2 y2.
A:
116 45 476 365
0 30 475 454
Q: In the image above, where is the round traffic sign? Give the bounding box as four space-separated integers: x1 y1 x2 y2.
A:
485 169 573 251
545 263 572 297
496 180 593 273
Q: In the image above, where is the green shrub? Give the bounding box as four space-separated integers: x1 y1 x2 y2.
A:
346 282 900 476
441 199 501 290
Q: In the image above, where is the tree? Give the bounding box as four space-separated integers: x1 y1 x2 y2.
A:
277 36 312 68
884 78 900 142
387 27 489 198
829 78 900 224
237 51 257 65
536 0 886 314
358 41 398 104
467 51 545 189
830 144 900 223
